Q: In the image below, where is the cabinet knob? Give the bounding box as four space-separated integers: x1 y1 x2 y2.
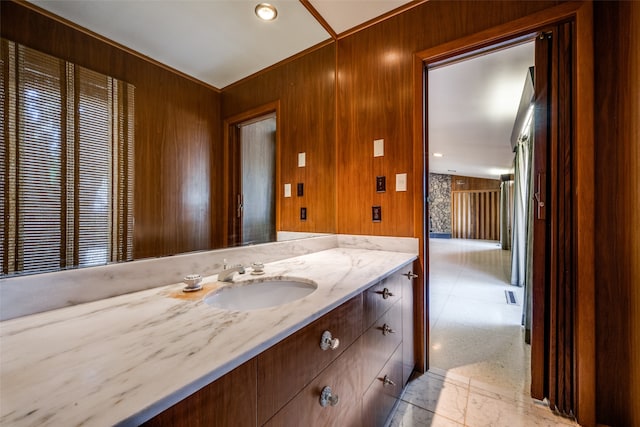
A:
402 271 419 280
376 287 394 299
381 323 395 335
382 375 396 387
319 386 340 407
320 330 340 351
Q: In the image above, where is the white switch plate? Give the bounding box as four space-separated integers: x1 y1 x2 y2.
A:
284 183 291 197
373 139 384 157
298 152 306 167
396 173 407 192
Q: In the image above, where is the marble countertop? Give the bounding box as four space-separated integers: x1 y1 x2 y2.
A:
0 248 416 426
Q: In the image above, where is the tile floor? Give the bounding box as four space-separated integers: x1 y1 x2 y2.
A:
387 238 579 427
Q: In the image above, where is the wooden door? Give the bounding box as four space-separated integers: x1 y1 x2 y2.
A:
531 22 576 416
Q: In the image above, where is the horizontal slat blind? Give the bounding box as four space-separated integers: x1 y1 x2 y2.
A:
17 45 64 274
77 66 111 267
1 38 134 276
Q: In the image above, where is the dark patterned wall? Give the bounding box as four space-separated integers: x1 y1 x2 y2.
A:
428 173 451 234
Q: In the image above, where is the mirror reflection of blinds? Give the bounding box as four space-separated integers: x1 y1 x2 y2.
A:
0 39 134 276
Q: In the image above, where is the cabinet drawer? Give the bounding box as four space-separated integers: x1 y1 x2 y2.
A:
257 294 363 424
362 344 403 427
264 338 363 427
363 274 402 329
362 299 402 386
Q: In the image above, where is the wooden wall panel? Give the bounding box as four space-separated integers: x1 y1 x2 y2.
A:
336 0 561 237
221 44 336 234
451 190 499 240
451 175 500 192
0 1 222 259
594 2 640 426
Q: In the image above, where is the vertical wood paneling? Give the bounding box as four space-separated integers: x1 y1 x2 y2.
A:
0 1 221 259
221 44 336 235
594 2 640 426
336 1 559 238
452 190 499 240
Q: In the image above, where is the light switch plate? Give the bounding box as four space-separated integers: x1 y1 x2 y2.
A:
284 183 291 198
372 206 382 222
298 152 306 167
396 173 407 192
297 183 304 197
373 139 384 157
376 176 386 192
300 207 307 221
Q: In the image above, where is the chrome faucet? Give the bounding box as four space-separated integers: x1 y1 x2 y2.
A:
218 265 246 282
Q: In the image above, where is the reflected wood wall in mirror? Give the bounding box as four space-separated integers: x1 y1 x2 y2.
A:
222 42 337 235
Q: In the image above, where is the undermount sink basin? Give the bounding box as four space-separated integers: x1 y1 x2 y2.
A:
203 278 317 310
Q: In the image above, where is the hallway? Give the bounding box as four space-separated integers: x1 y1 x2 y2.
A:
388 238 578 426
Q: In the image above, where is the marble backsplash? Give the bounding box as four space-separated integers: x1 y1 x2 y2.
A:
0 234 418 321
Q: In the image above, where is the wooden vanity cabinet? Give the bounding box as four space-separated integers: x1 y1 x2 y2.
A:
141 265 416 427
142 358 257 427
257 295 363 424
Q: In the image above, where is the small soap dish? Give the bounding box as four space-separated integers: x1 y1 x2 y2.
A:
183 283 203 292
251 271 265 276
251 262 265 275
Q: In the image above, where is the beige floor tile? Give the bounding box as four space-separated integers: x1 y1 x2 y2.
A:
388 401 463 427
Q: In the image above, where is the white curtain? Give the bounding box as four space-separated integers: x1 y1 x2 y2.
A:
511 131 532 287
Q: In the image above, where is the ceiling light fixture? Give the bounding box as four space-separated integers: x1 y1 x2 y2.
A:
433 153 443 157
255 3 277 21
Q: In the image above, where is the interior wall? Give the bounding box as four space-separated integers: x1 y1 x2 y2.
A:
335 0 560 237
221 44 337 235
0 1 222 260
594 1 640 425
428 173 451 235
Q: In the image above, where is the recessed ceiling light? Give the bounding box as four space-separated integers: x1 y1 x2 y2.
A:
255 3 277 21
433 153 443 157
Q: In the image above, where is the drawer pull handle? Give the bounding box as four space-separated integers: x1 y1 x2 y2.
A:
376 287 394 299
320 331 340 351
382 375 396 387
381 323 395 335
319 386 340 407
402 271 419 280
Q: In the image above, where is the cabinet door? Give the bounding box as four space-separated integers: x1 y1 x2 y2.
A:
362 344 403 427
257 295 363 424
264 338 363 427
142 358 257 427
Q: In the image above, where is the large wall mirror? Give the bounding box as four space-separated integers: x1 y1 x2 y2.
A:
0 2 337 278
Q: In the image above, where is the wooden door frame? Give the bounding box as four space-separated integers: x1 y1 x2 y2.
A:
222 101 281 247
412 2 594 425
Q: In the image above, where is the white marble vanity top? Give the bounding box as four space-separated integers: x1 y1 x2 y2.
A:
0 248 416 426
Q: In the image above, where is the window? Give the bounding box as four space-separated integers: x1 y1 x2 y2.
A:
1 39 134 276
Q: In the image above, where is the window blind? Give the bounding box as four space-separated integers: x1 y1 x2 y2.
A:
0 39 134 276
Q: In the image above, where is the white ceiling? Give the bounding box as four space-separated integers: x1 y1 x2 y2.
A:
428 41 535 180
27 0 533 181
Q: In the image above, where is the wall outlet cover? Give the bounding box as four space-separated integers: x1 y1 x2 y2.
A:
373 139 384 157
298 152 306 167
297 183 304 197
284 183 291 198
372 206 382 222
376 176 386 192
300 207 307 221
396 173 407 192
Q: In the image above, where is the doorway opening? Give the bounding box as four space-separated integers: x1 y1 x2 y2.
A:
426 40 535 396
224 102 280 247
